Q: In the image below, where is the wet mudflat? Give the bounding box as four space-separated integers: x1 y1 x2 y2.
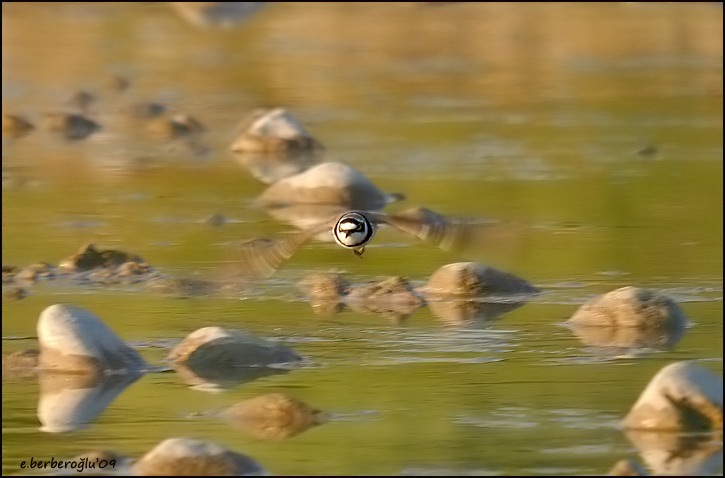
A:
2 3 722 476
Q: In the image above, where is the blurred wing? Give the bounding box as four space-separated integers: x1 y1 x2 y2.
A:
238 220 334 279
372 209 473 252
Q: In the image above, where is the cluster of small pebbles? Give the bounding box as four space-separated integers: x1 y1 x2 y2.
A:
2 243 158 300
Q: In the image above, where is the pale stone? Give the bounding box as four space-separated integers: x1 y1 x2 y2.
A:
256 161 403 209
569 286 688 329
133 437 265 476
168 326 302 366
425 262 538 297
37 304 147 375
230 108 322 153
168 327 302 389
622 361 723 431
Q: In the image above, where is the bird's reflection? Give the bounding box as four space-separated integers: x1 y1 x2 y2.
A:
37 370 142 433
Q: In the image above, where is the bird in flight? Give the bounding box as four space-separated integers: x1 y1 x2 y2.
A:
238 208 474 279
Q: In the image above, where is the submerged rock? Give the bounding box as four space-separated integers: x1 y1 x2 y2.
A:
147 276 223 298
230 107 323 154
569 286 689 329
621 361 722 432
425 262 538 297
168 327 302 390
133 437 266 476
37 304 147 375
221 393 329 440
256 161 404 209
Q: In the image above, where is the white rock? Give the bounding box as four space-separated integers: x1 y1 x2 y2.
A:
37 304 146 374
230 108 322 153
425 262 538 297
569 286 688 329
622 361 723 431
256 161 403 209
133 437 266 476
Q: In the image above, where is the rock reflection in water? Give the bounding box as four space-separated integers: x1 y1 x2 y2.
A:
173 362 293 392
263 203 348 236
37 370 142 433
233 150 321 185
566 322 687 353
623 429 723 476
427 296 529 328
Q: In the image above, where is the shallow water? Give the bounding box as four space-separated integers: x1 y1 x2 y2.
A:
2 2 723 476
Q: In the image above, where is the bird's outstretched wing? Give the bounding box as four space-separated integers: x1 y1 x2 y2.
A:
237 218 335 279
368 208 474 252
238 208 474 279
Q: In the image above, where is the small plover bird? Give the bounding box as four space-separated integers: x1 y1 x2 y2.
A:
238 208 473 278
